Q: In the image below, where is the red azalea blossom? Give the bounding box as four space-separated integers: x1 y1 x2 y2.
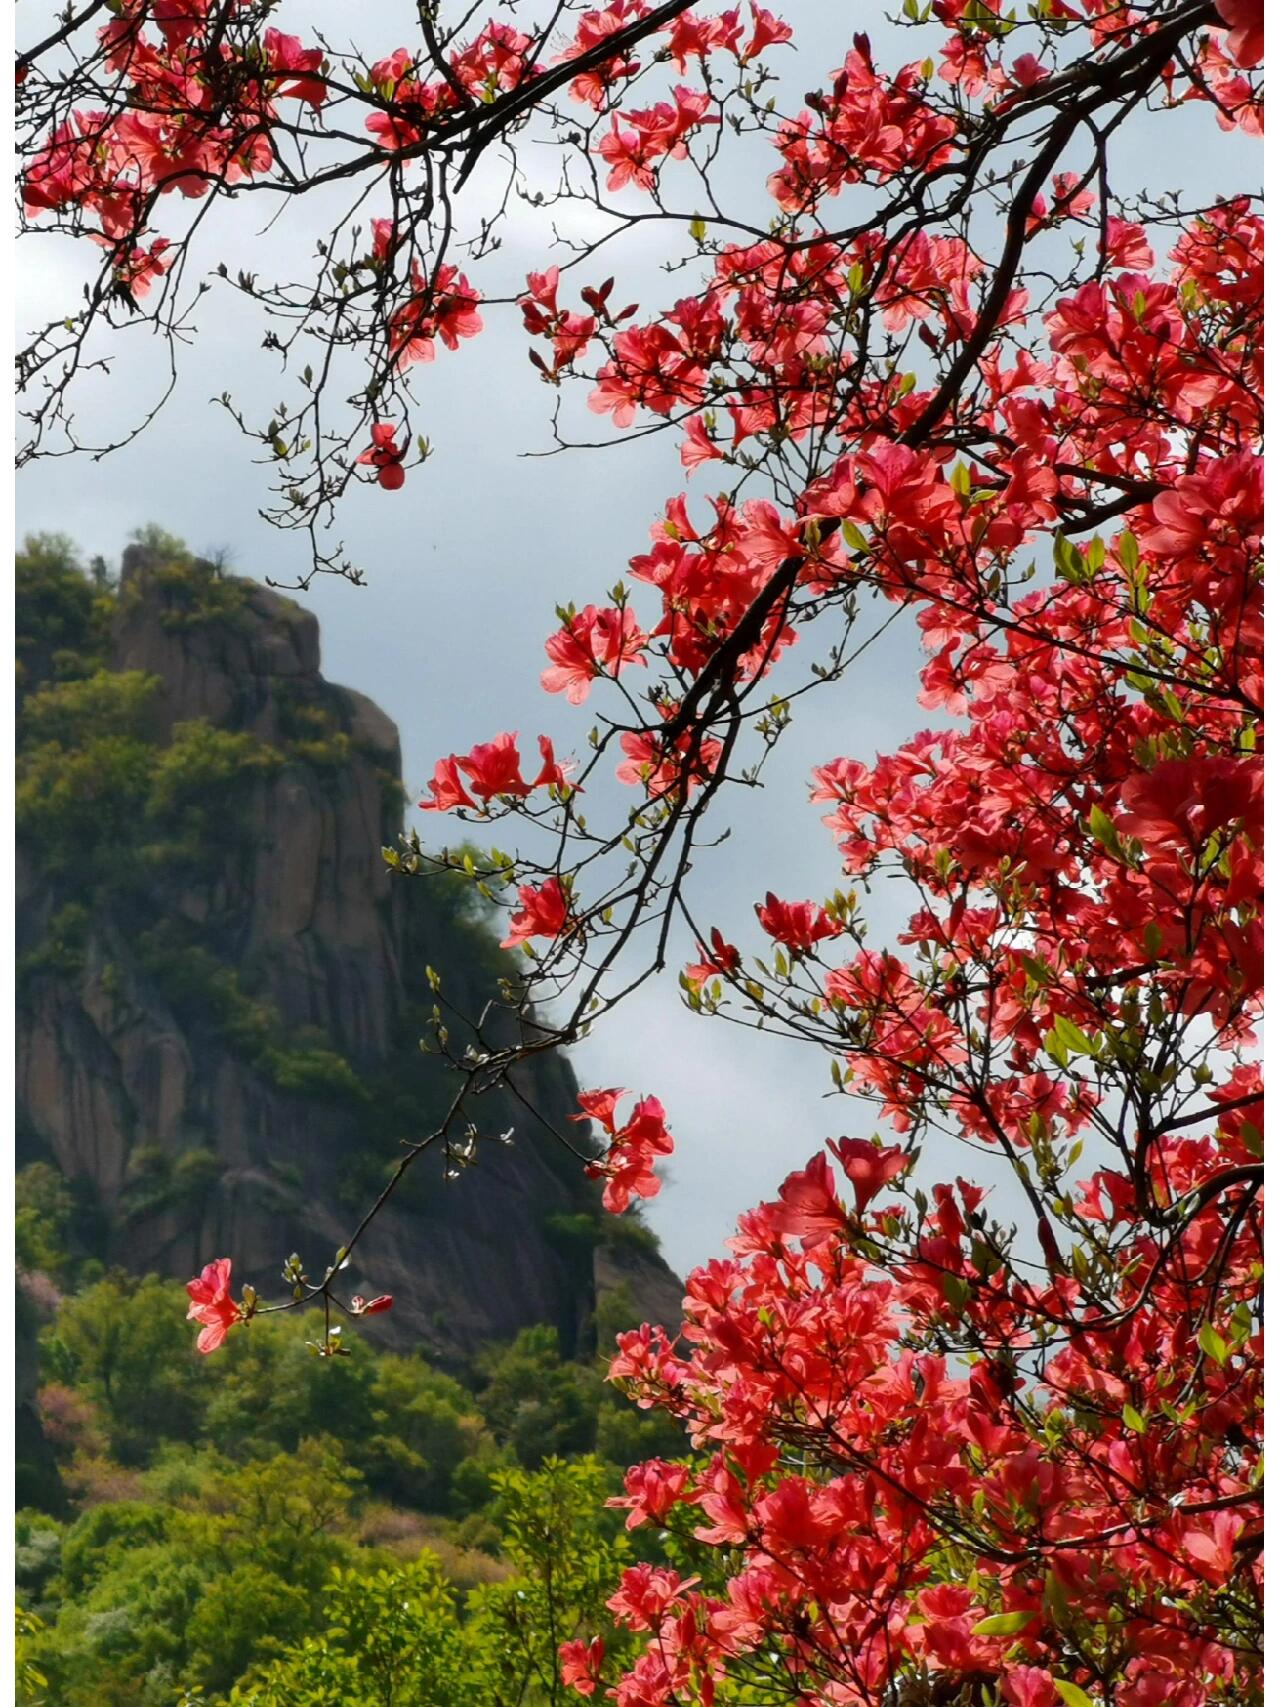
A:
755 890 843 954
827 1136 910 1213
560 1636 606 1696
576 1090 675 1212
185 1257 238 1354
357 422 408 490
390 265 484 368
502 877 570 948
419 755 476 814
458 731 532 801
541 605 648 703
685 926 741 990
421 733 572 810
261 27 327 106
616 725 724 798
767 1151 847 1248
1214 0 1263 67
530 733 576 791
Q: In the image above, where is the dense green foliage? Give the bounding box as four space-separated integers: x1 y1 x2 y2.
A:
15 534 114 700
18 534 300 894
17 1258 686 1705
217 1460 639 1707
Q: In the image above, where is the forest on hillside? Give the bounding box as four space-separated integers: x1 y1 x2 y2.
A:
15 534 684 1706
16 1233 687 1705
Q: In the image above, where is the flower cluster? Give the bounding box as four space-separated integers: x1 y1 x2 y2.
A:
419 731 572 812
64 4 1264 1700
574 1089 675 1213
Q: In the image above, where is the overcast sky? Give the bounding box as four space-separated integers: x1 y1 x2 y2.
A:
16 3 1255 1275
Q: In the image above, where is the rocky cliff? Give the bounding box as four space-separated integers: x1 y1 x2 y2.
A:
16 535 682 1357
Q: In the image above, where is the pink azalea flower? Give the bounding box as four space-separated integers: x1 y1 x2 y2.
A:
502 877 570 947
419 755 476 813
827 1136 910 1213
357 421 407 490
185 1257 238 1354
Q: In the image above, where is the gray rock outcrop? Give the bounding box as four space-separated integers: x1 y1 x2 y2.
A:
16 546 683 1357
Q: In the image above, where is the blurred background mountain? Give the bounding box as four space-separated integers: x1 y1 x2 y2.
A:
16 526 680 1362
15 531 687 1706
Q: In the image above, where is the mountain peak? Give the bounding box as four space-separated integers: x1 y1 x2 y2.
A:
17 537 682 1357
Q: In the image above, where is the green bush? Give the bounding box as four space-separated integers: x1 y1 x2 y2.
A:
146 721 281 827
18 904 93 989
262 1045 369 1103
46 1274 208 1461
172 1149 223 1203
17 1165 76 1282
17 734 157 881
16 535 111 700
22 670 160 750
15 1512 63 1595
475 1326 602 1469
60 1503 171 1597
17 1258 692 1706
127 536 250 632
134 928 368 1103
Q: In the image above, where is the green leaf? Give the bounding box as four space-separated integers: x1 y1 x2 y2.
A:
1043 1571 1071 1627
1115 530 1140 574
1088 803 1123 858
1198 1323 1229 1366
1048 1015 1095 1058
1054 1682 1094 1707
1053 533 1087 583
1122 1403 1147 1435
972 1609 1037 1636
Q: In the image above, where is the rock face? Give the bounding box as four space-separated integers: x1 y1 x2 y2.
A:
16 545 683 1357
